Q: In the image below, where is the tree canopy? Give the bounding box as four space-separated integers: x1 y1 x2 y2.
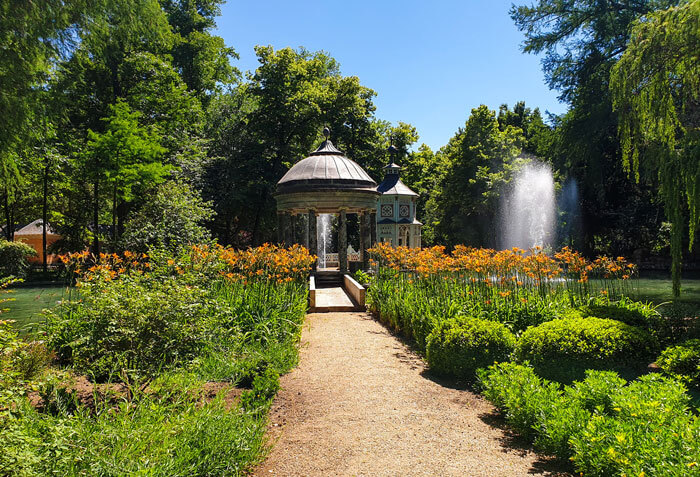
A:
611 0 700 296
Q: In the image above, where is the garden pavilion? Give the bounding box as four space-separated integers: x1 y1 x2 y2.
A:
275 128 378 273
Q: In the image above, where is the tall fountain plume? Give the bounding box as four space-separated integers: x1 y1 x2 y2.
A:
499 162 556 250
317 214 332 268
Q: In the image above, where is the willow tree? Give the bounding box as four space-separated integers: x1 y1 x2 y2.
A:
610 0 700 297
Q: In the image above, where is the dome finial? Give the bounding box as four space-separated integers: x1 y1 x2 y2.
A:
323 126 331 140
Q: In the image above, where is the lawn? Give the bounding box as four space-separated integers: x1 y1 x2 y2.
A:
1 285 70 332
631 277 700 307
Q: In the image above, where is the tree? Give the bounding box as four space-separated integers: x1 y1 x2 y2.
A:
121 180 214 253
159 0 239 102
510 0 678 102
610 0 700 297
510 0 676 258
497 102 552 156
432 106 525 247
0 0 100 160
204 46 395 246
85 101 167 251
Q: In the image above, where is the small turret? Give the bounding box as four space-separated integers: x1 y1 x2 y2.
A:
375 144 422 248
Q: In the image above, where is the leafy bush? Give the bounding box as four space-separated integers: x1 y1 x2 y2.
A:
1 320 54 409
478 362 563 440
569 374 700 477
426 317 516 379
0 240 37 278
566 298 669 342
564 369 627 414
121 181 215 253
240 367 280 413
479 363 700 475
45 276 228 381
515 317 658 381
656 339 700 388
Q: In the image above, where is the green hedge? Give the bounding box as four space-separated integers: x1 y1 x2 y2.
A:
0 240 37 278
564 299 669 342
426 317 516 379
479 363 700 476
515 317 657 381
656 339 700 388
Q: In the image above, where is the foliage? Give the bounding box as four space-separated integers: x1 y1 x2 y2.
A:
478 362 565 441
567 298 670 343
45 274 223 381
368 243 638 335
160 0 239 101
425 317 515 379
430 105 526 247
0 240 37 278
610 0 700 298
514 317 657 381
47 244 312 382
84 100 168 247
479 363 700 475
569 374 700 477
1 318 53 410
2 242 312 475
656 339 700 388
352 269 372 285
121 181 215 253
0 378 267 476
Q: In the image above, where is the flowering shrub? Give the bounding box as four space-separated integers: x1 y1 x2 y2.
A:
368 244 638 334
48 244 314 381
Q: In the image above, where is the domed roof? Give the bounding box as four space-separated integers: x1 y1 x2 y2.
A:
276 138 377 194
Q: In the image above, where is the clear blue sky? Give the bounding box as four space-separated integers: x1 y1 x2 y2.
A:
215 0 568 151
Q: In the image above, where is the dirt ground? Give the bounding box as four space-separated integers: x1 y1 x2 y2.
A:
254 312 569 477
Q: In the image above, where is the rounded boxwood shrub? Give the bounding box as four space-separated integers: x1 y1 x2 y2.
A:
426 317 516 379
515 317 657 381
565 300 668 341
656 339 700 388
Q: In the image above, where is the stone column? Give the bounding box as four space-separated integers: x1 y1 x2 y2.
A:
308 210 317 269
360 211 371 270
303 213 309 249
277 212 287 245
370 211 377 247
277 210 284 243
339 209 348 274
284 213 294 246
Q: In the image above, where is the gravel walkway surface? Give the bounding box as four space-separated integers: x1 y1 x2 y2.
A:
254 312 569 477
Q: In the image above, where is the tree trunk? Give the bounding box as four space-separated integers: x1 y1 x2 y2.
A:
93 177 100 256
2 187 11 241
42 159 49 273
112 180 118 247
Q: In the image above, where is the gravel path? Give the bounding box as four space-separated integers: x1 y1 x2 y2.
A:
254 312 568 477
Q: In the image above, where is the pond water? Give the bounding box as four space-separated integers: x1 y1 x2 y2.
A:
1 285 71 333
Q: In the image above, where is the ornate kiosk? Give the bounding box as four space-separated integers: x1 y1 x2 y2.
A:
275 128 379 273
